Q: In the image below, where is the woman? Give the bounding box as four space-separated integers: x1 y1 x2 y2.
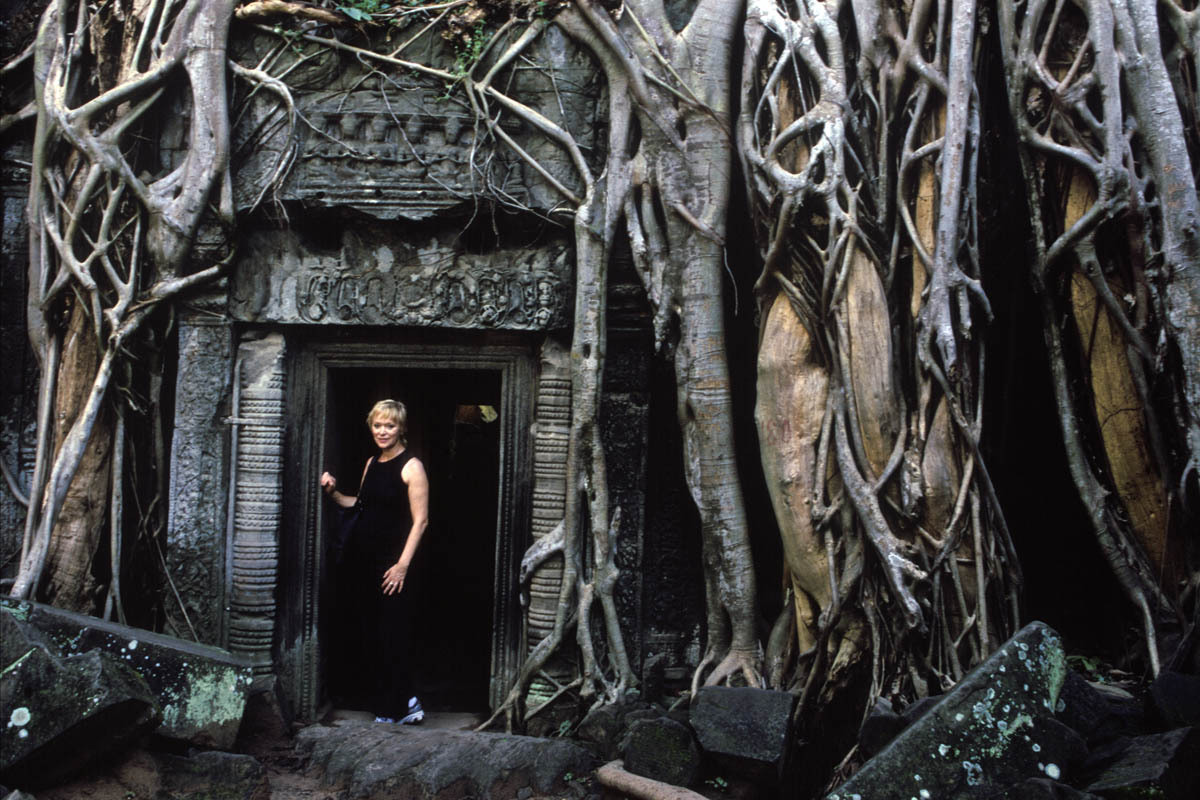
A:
321 399 429 724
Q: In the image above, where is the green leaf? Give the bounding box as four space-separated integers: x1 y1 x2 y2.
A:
337 6 372 21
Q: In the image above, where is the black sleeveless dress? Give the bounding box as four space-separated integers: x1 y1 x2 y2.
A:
335 451 417 717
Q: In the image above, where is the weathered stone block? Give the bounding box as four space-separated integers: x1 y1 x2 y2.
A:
1084 728 1200 799
690 686 797 779
858 697 904 758
577 701 627 760
1149 671 1200 729
829 621 1070 800
1 644 159 789
296 720 599 798
2 599 253 749
622 716 702 788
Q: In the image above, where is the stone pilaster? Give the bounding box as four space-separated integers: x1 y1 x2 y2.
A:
228 333 286 681
165 316 234 645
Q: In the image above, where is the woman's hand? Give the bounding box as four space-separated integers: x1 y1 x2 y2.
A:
320 472 337 494
381 561 408 595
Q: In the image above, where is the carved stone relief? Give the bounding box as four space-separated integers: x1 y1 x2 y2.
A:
230 228 572 331
165 317 234 645
229 25 603 220
228 334 286 679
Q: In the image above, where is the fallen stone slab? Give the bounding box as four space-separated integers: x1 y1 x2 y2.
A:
1 598 252 749
858 697 904 759
1084 727 1199 800
1057 671 1144 745
621 716 702 788
1148 671 1200 729
690 686 797 780
1 644 160 789
576 697 658 760
829 621 1070 800
297 719 599 798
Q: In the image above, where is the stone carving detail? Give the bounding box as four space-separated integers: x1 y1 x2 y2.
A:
228 334 286 678
527 339 570 658
294 263 566 329
165 318 233 646
286 94 524 219
230 230 572 331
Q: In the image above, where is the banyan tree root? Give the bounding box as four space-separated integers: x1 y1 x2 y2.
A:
997 0 1198 670
741 0 1020 717
13 0 241 603
595 761 709 800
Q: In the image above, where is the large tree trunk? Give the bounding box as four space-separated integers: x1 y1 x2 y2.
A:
41 301 112 612
11 0 236 603
997 0 1199 670
740 6 1021 763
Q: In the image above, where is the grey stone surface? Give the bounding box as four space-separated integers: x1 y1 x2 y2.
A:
900 694 943 727
0 145 36 587
622 716 702 788
576 699 659 761
829 621 1070 800
1058 672 1121 742
296 720 598 798
229 227 572 330
1149 671 1200 729
971 777 1103 799
1 620 160 789
690 686 797 778
859 697 904 758
166 316 234 646
1084 728 1200 799
2 598 253 750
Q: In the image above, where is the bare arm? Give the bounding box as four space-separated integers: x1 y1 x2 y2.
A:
382 457 429 595
320 459 371 508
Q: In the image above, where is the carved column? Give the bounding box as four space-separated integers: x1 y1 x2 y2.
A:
228 333 286 679
165 313 234 645
525 337 573 702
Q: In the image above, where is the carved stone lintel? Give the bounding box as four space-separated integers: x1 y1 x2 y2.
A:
230 229 572 331
228 333 286 678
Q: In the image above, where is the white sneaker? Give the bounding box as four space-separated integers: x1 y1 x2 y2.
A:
398 696 424 725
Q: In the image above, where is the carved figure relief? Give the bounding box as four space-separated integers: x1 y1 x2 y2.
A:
231 230 572 331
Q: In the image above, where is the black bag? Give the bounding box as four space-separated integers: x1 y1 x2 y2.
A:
332 502 361 565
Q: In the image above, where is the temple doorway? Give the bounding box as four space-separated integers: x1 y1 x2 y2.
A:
279 339 533 721
321 366 502 713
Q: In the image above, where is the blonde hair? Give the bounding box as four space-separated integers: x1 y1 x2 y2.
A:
366 399 408 445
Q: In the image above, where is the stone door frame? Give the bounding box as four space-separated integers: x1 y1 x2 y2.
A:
281 339 534 719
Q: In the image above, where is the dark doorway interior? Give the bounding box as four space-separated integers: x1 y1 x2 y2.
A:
322 367 502 713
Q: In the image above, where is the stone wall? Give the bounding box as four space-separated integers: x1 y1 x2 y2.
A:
0 140 36 587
